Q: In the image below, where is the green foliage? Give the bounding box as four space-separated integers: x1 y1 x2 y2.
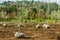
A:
6 5 17 13
0 1 60 23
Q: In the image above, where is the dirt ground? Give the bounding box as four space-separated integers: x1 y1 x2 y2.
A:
0 22 60 40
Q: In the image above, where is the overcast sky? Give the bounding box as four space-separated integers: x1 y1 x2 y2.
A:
0 0 60 5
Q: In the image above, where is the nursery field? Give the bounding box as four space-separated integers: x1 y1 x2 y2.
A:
0 22 60 40
0 0 60 40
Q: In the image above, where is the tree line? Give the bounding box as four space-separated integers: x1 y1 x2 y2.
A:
0 1 60 22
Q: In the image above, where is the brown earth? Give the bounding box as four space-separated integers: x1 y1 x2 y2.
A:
0 22 60 40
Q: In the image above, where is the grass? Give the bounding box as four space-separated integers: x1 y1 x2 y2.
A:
0 17 60 24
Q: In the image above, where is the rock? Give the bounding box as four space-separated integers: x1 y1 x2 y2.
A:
15 32 24 38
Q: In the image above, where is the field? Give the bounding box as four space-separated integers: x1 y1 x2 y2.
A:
0 22 60 40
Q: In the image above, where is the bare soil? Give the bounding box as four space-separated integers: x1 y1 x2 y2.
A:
0 22 60 40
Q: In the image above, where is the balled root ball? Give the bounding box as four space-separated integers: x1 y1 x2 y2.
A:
15 32 24 38
3 23 7 27
17 23 24 27
36 24 41 28
43 23 50 29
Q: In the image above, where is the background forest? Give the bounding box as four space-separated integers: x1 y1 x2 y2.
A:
0 1 60 23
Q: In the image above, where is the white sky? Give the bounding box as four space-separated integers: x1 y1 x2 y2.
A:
0 0 60 5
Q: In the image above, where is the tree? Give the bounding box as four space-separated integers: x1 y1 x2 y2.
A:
27 7 38 20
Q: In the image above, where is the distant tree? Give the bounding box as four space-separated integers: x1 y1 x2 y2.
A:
27 7 38 20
